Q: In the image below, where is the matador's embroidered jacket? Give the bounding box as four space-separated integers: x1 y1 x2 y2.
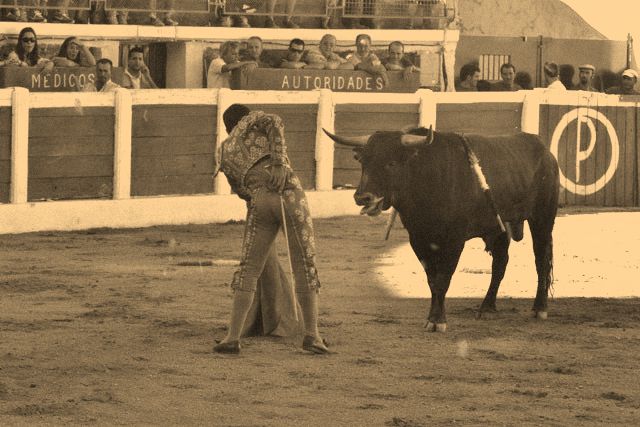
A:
216 111 291 200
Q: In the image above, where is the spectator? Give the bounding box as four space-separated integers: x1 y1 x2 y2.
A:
279 38 306 69
265 0 298 29
346 34 388 85
1 0 45 22
121 47 157 89
240 36 272 68
82 58 120 92
147 0 178 26
207 41 256 88
49 0 73 23
605 69 640 95
53 36 96 67
543 62 566 90
209 3 249 28
5 27 54 72
491 63 522 91
573 64 599 92
514 71 533 90
106 5 128 25
344 0 378 29
306 34 352 70
456 63 480 92
0 33 11 66
383 41 419 81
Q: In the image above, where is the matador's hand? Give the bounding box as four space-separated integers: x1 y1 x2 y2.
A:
269 164 290 193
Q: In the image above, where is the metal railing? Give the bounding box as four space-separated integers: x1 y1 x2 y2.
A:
0 0 90 11
342 0 451 20
104 0 208 13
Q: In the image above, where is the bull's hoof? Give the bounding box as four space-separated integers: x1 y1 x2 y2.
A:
424 321 436 332
435 323 447 333
534 311 548 320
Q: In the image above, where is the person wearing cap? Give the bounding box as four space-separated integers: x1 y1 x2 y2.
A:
606 69 640 95
573 64 599 92
543 62 566 91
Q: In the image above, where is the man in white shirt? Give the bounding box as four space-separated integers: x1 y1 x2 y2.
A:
121 47 158 89
207 41 256 89
544 61 566 91
82 58 121 92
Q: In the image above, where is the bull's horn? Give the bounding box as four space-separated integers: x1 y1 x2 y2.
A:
323 129 370 147
400 125 434 146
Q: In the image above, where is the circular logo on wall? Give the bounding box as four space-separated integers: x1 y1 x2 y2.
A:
550 107 619 195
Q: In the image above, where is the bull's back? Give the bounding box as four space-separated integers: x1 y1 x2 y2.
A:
464 132 555 222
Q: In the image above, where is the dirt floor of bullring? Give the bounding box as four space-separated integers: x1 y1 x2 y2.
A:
1 208 639 426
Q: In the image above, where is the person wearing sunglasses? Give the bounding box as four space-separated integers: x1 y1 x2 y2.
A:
279 38 306 69
5 27 53 72
53 36 96 68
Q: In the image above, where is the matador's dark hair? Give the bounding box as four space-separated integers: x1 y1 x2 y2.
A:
223 104 251 134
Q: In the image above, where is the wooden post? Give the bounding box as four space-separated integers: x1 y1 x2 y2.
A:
418 88 437 129
214 88 231 195
521 89 542 135
114 88 132 200
10 87 29 204
315 89 335 191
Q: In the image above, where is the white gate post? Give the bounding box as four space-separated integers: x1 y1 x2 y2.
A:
10 87 29 204
214 88 231 195
315 89 335 191
114 88 132 200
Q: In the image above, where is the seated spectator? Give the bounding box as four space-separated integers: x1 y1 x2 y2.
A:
346 34 388 86
491 63 522 91
306 34 352 70
121 47 158 89
543 62 566 90
514 71 533 90
383 41 419 81
605 69 640 95
1 0 45 22
572 64 599 92
82 58 120 92
279 38 306 69
343 0 379 30
210 2 249 28
240 36 272 68
0 33 10 67
53 37 96 67
265 0 298 29
147 0 178 26
49 0 73 23
207 41 256 88
456 63 480 91
5 27 53 72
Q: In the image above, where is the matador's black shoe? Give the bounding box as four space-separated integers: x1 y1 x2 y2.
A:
302 335 330 354
213 340 240 354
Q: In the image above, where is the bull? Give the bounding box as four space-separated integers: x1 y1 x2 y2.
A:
324 127 559 332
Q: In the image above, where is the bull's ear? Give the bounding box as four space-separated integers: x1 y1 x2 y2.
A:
400 125 434 146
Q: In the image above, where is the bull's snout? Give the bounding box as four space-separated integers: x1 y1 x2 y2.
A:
354 192 375 206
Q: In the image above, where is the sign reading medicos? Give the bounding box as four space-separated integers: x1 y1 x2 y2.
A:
550 107 620 195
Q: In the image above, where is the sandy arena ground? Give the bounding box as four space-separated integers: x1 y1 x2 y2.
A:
1 208 639 426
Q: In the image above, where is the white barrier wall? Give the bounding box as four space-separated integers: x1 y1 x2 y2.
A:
1 87 637 234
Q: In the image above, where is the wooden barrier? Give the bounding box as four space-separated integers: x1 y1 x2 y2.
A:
537 92 638 207
2 87 640 234
131 104 218 196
